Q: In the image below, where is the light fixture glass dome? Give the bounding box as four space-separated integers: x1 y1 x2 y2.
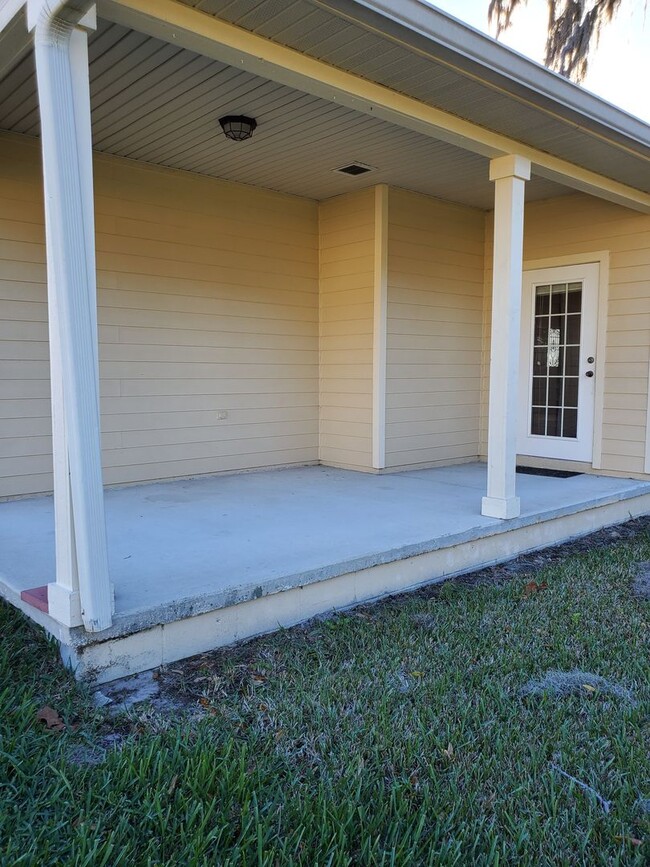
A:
218 115 257 141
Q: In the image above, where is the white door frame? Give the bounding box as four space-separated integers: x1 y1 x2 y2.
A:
518 254 609 466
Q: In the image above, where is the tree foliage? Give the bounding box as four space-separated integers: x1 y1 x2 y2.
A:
488 0 623 81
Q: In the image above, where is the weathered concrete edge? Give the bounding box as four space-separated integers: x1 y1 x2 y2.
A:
65 488 650 683
0 576 73 643
67 481 650 648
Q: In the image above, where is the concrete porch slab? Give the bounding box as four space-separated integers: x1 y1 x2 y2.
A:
2 463 650 681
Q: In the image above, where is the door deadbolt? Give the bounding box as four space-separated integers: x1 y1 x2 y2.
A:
587 356 595 364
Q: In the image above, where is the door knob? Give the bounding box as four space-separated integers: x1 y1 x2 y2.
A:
585 370 594 377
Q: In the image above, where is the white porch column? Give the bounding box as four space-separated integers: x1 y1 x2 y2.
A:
32 3 113 631
372 184 388 469
481 154 530 520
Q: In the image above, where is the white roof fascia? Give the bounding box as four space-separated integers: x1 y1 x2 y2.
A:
0 0 25 32
0 2 30 80
322 0 650 153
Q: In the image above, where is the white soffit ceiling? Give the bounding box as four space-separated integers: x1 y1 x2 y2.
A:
173 0 650 194
0 18 571 207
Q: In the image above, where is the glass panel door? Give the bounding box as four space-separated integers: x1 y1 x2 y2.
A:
518 263 599 463
530 281 582 439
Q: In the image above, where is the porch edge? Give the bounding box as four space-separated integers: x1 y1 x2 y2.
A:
63 483 650 671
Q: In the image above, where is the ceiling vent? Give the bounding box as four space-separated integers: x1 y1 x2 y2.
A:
334 162 376 176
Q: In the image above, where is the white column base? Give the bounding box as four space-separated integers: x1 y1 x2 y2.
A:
47 582 83 627
481 495 521 520
48 580 115 628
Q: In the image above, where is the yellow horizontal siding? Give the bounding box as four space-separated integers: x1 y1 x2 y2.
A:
318 189 375 470
385 188 485 468
0 134 319 497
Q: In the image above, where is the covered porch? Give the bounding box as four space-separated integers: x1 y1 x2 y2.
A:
3 462 650 682
1 1 650 680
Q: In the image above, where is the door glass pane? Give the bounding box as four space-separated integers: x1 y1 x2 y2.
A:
563 408 577 438
547 408 562 437
548 329 561 368
548 377 563 406
529 281 582 439
535 285 550 315
564 378 579 408
566 314 581 344
533 346 548 372
565 346 579 376
531 406 546 435
567 283 582 312
551 285 566 314
535 316 549 345
532 377 547 405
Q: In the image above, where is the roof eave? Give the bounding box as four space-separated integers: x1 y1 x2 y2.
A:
318 0 650 154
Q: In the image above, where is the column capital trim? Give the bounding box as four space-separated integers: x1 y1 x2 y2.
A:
489 154 531 182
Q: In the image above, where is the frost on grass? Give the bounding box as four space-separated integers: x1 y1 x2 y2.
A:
632 561 650 600
519 670 634 703
66 744 107 767
634 798 650 816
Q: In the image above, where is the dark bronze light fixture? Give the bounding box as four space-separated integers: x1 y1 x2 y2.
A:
218 115 257 141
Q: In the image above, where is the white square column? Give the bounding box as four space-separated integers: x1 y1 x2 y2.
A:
32 4 113 632
482 155 530 520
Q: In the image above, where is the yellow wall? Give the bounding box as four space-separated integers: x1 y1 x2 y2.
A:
481 193 650 476
385 188 485 468
318 189 375 470
0 135 319 497
3 131 649 499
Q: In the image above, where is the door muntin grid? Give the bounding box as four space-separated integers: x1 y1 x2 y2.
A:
530 281 582 439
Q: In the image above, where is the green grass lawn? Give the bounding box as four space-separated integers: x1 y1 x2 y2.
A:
1 525 649 866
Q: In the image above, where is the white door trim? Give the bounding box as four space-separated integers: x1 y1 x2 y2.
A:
519 262 601 462
521 252 609 467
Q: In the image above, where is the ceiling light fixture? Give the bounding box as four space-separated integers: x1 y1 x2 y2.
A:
218 115 257 141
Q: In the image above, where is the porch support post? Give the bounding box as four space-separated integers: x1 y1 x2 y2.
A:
481 154 530 520
32 2 113 631
372 184 388 469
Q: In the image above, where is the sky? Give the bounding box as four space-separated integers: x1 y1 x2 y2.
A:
429 1 650 122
